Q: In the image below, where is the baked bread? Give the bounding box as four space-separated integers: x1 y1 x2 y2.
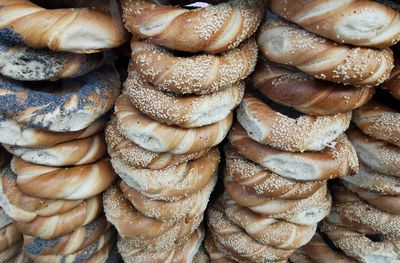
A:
0 208 12 229
258 16 394 88
0 64 120 132
228 123 358 181
0 40 104 81
204 234 236 263
130 38 257 95
0 0 128 53
237 94 352 152
114 94 232 154
382 58 400 100
0 238 22 262
252 59 374 115
268 0 400 48
122 0 264 53
0 224 22 255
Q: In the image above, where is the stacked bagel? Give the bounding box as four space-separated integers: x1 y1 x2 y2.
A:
101 0 265 262
0 0 128 261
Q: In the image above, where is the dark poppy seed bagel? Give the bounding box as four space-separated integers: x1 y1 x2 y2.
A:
0 40 104 81
0 64 120 132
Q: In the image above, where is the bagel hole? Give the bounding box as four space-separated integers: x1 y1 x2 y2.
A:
375 88 400 112
366 234 384 243
158 0 212 8
30 0 112 11
20 79 82 96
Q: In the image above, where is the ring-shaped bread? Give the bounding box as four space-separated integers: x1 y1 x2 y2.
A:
0 224 22 255
237 94 352 152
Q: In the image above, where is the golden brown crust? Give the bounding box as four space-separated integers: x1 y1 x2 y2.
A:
204 234 237 263
0 224 22 254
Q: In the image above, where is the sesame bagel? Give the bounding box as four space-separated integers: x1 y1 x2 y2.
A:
11 157 117 200
122 0 264 53
3 133 105 166
126 70 244 128
130 38 258 95
252 59 374 116
347 127 400 177
204 234 236 263
111 147 219 201
0 0 128 53
352 101 400 147
106 120 208 170
228 123 358 181
114 94 233 154
0 64 120 132
237 94 352 152
0 41 104 81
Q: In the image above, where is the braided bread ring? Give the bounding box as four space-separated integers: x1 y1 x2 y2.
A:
86 239 116 263
115 94 232 154
112 147 219 201
237 94 351 152
229 123 358 181
204 234 236 263
225 144 324 200
258 17 394 88
0 240 22 262
383 59 400 100
269 0 400 48
0 0 128 53
0 118 104 148
0 167 82 223
130 38 257 95
3 133 105 166
347 127 400 177
0 64 120 132
193 246 209 263
15 195 103 239
353 101 400 147
223 196 317 249
11 157 116 200
0 224 22 254
122 0 264 53
253 59 374 116
126 70 244 128
0 41 104 81
106 120 207 169
119 173 216 221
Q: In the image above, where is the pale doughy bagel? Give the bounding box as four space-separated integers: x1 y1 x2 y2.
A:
106 120 207 169
0 41 104 81
126 70 244 128
112 147 219 201
228 123 359 181
114 94 232 154
0 64 120 132
0 0 128 53
347 127 400 177
237 94 352 152
11 157 116 200
3 133 105 166
122 0 264 53
129 38 258 94
352 101 400 147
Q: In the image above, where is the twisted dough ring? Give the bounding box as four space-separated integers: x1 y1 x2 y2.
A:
115 94 233 154
106 120 207 170
0 224 22 255
0 64 120 132
118 227 204 263
0 118 104 148
237 94 352 152
130 38 258 95
223 196 317 250
257 17 394 88
126 70 244 128
225 144 324 200
352 101 400 147
11 157 116 200
347 127 400 177
383 58 400 100
112 147 219 201
207 201 294 262
119 174 216 221
103 186 202 252
228 123 359 181
252 59 375 116
0 0 128 53
0 238 22 262
15 195 103 239
320 221 400 263
204 234 236 263
122 0 264 53
3 133 106 166
0 40 104 81
268 0 400 48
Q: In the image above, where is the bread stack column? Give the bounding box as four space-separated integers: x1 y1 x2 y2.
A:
101 0 264 262
0 0 128 261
